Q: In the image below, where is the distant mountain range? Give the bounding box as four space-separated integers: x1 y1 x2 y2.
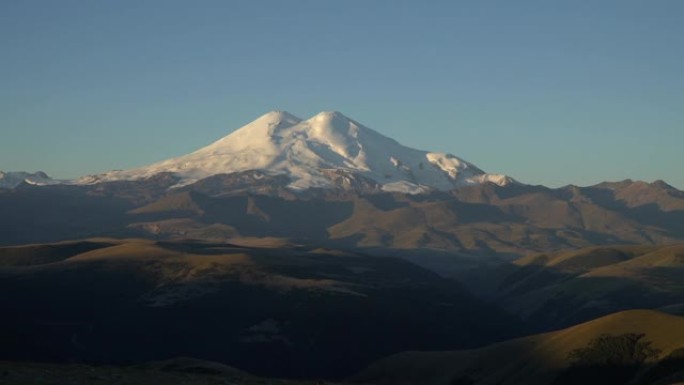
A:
1 174 683 257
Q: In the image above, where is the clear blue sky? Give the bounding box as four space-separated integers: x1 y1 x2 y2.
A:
1 0 682 188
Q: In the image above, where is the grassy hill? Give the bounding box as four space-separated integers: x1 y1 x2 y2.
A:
0 357 345 385
496 244 684 329
0 238 524 380
355 310 684 385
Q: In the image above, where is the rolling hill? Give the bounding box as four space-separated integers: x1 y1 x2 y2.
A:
0 238 524 380
495 244 684 330
356 310 684 385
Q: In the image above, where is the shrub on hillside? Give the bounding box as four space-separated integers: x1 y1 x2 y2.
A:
553 333 661 385
637 347 684 385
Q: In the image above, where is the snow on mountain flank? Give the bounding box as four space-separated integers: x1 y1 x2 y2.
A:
0 171 59 189
74 110 515 193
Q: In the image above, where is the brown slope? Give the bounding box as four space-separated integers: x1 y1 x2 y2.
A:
114 179 684 254
0 358 336 385
0 186 135 246
128 218 239 240
0 240 115 267
326 187 679 254
0 239 524 380
355 310 684 385
3 178 684 255
328 197 460 249
592 180 684 212
128 191 205 215
491 187 672 244
497 244 684 330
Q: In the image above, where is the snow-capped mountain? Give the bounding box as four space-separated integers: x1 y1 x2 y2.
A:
0 171 58 189
75 111 515 193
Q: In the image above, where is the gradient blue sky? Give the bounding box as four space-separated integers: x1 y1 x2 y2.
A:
1 0 682 188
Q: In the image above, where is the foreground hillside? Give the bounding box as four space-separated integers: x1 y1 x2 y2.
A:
0 358 345 385
0 239 523 379
356 310 684 385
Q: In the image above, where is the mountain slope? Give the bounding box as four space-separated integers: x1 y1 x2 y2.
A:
356 310 684 385
495 244 684 330
0 238 525 379
2 180 684 256
0 359 334 385
74 111 512 193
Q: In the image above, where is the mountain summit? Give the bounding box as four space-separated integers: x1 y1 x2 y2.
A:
76 110 514 193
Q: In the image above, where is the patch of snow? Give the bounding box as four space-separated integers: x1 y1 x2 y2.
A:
382 181 434 194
